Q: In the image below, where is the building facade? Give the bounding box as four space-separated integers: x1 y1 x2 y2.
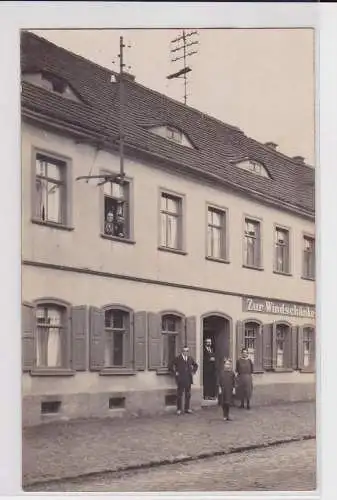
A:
21 32 316 426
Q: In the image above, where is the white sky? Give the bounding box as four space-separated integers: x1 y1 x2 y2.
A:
31 28 315 165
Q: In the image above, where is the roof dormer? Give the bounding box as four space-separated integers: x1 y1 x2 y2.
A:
22 70 83 103
235 158 271 179
148 124 195 149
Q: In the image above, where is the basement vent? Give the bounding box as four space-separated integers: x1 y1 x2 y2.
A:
109 397 126 409
165 394 177 406
41 401 61 414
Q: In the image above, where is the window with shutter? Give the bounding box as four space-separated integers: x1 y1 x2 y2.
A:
161 314 184 369
35 303 69 369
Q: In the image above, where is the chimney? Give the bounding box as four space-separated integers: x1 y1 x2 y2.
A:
293 156 305 164
265 142 278 150
116 72 135 82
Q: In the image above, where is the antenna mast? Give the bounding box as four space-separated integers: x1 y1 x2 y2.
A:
167 29 199 105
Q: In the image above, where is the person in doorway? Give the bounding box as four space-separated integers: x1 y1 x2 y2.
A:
219 358 236 421
236 348 253 410
203 338 216 399
171 346 198 415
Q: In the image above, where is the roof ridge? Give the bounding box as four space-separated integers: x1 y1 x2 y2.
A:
22 30 119 78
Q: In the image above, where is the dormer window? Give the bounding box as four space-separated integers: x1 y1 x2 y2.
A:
236 159 270 179
22 71 82 103
148 125 195 149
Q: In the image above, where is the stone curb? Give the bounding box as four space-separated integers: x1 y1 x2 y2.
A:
23 433 315 489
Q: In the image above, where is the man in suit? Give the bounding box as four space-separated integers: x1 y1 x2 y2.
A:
203 338 216 399
171 346 198 415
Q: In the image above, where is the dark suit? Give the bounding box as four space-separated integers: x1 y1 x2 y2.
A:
203 346 216 398
171 354 198 411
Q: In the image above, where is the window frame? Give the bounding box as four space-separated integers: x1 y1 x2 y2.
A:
158 188 186 255
273 224 292 276
205 203 230 263
100 170 135 244
157 310 186 374
299 323 316 373
302 233 316 281
272 321 293 372
100 304 134 375
30 298 74 376
31 148 73 231
242 215 263 270
242 319 264 373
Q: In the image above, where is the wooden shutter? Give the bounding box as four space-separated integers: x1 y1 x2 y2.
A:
22 303 35 372
123 313 134 369
262 323 273 370
298 326 304 370
89 306 105 371
271 323 277 369
254 324 263 372
311 327 316 371
291 326 298 370
148 313 162 370
236 320 244 362
186 316 197 361
71 306 88 371
134 311 147 371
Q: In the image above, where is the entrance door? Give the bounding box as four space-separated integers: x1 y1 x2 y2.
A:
202 315 230 400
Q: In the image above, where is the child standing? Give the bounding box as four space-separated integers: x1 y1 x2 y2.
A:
219 358 236 421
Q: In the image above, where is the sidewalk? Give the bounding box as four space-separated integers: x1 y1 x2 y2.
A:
22 401 316 486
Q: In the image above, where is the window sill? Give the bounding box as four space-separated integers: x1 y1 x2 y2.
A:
273 270 292 277
30 368 75 377
252 370 265 374
300 368 315 374
242 265 264 272
158 246 187 256
301 276 315 282
156 368 173 375
206 256 230 265
31 218 74 231
100 234 136 245
272 368 294 373
99 368 136 376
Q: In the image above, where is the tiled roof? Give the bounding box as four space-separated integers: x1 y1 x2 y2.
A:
20 31 315 218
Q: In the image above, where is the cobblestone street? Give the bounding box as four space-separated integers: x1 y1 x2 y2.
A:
23 401 316 490
27 439 316 492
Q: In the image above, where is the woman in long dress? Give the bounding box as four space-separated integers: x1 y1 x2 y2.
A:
236 348 253 409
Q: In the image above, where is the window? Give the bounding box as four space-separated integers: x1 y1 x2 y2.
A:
244 322 258 364
103 179 130 239
160 192 183 250
275 325 288 368
236 159 270 178
34 154 67 225
36 305 67 368
303 327 314 369
22 72 82 102
161 314 182 369
244 218 261 268
166 126 182 144
274 227 290 274
207 207 227 260
104 309 130 367
303 236 315 279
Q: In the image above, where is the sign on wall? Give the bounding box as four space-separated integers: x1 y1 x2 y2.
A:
242 297 315 320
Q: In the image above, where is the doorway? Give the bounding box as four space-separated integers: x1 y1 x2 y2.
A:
202 314 230 401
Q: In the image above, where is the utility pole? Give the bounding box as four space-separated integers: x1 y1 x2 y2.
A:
118 35 126 180
167 29 199 105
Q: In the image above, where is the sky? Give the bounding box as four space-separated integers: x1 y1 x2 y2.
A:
31 28 315 165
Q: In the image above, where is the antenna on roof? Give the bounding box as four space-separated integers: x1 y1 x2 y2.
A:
167 29 199 105
76 35 131 187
